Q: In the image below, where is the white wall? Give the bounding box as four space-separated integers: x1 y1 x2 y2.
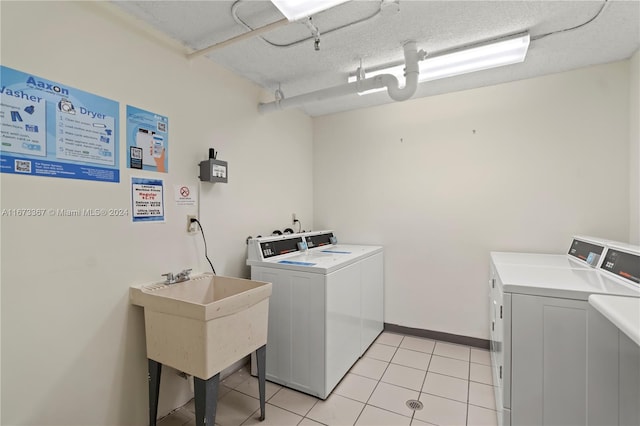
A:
630 49 639 245
314 61 632 340
0 2 313 425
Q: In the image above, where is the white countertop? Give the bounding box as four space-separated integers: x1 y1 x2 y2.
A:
589 295 640 346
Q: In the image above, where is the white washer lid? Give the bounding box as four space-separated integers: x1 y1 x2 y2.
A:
589 295 640 346
491 252 592 269
497 264 640 300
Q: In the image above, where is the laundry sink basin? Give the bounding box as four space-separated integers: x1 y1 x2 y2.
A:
130 273 272 379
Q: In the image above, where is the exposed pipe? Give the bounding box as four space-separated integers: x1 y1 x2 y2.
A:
258 41 425 114
386 41 421 101
186 18 288 59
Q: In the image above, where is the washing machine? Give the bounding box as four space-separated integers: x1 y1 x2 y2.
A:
489 240 640 426
246 231 384 399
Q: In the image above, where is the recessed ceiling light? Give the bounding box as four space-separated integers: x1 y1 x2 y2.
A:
271 0 351 21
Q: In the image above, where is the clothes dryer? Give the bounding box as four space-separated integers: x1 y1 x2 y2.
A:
489 242 639 426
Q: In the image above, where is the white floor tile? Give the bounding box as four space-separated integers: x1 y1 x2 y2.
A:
333 373 378 403
365 343 398 362
470 348 492 366
391 348 431 371
411 419 436 425
222 367 252 390
234 376 282 401
428 355 469 380
376 332 404 347
433 342 470 362
242 403 302 426
158 408 193 426
414 393 467 426
469 381 496 410
216 390 261 426
183 394 233 415
268 387 318 417
299 418 326 426
219 385 234 400
399 337 435 354
350 356 388 380
381 363 426 391
367 382 419 417
422 372 468 403
470 363 493 385
306 393 365 426
205 336 496 426
467 404 499 426
355 405 411 426
183 399 196 414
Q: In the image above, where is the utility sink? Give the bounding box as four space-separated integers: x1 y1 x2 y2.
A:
130 273 272 379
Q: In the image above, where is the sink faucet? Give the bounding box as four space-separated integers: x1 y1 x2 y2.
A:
162 269 192 285
175 269 192 283
161 272 176 284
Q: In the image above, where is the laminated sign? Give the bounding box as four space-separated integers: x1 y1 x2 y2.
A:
126 105 168 173
131 177 164 222
0 66 120 182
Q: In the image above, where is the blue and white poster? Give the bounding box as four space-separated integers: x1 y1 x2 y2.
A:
131 177 164 223
126 105 168 173
0 66 119 182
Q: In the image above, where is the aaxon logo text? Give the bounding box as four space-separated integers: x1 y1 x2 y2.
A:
26 76 69 96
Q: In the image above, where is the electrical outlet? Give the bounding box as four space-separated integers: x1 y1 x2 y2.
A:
292 213 297 224
187 215 198 233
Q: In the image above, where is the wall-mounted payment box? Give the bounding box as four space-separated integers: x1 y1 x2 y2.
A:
198 159 228 183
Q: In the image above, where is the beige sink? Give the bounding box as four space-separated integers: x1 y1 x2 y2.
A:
130 273 272 379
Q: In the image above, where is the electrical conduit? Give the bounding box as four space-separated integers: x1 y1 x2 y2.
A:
258 41 425 113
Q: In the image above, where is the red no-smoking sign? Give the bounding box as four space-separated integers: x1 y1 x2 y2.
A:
175 184 195 206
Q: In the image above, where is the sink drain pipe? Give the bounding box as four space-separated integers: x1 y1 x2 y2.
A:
258 41 426 114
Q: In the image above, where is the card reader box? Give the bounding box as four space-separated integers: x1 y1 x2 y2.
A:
198 159 228 183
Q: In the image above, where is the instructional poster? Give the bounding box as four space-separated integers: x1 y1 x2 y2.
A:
126 105 168 173
0 66 119 182
131 177 164 222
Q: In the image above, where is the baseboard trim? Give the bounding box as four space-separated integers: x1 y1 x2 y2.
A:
384 323 490 350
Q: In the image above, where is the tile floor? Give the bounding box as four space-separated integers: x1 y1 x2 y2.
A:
158 332 498 426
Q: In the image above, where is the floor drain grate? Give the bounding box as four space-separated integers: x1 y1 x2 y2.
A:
406 399 423 411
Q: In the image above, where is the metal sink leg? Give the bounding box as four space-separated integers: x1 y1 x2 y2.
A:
148 346 267 426
148 359 162 426
194 373 220 426
256 344 267 421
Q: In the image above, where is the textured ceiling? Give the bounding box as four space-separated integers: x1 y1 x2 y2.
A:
114 0 640 116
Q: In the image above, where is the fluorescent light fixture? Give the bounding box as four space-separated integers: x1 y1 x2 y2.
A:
421 33 530 82
271 0 351 21
348 33 530 95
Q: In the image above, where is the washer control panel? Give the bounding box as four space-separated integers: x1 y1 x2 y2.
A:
260 237 301 259
305 232 334 249
600 249 640 285
568 238 605 266
247 230 338 262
